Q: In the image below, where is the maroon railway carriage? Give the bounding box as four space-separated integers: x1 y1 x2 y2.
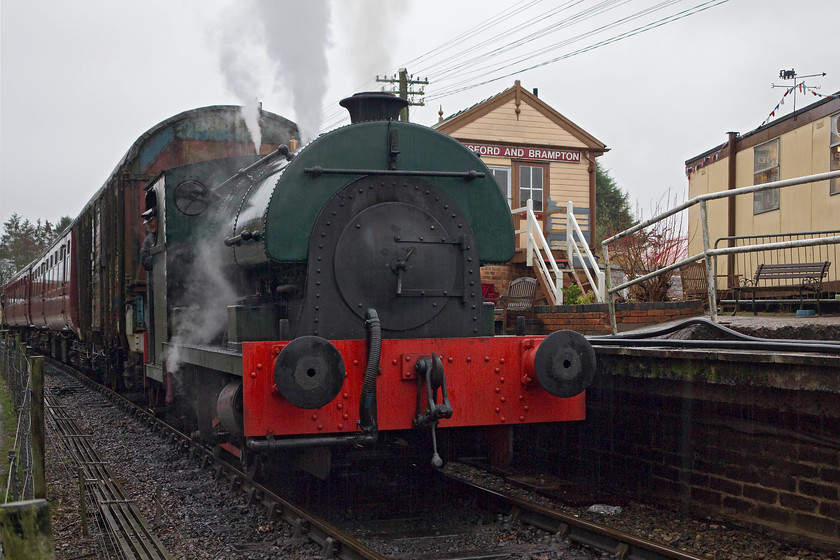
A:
4 106 299 393
3 263 34 329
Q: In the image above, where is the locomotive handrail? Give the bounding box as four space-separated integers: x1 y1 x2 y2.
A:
304 166 485 179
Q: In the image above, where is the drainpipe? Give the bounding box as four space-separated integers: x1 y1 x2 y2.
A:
727 131 738 287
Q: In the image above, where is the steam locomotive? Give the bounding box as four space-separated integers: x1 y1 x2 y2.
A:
2 94 595 476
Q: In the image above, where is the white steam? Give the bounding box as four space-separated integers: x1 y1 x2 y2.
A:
216 0 332 144
336 0 408 87
164 233 239 375
216 10 267 152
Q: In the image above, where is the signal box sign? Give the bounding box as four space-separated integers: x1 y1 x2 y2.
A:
463 142 581 163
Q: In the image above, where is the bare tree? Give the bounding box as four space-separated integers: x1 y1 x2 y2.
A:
610 190 687 302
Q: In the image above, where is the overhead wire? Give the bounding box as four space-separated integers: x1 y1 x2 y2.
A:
427 0 729 101
430 0 666 83
318 0 730 131
318 0 547 131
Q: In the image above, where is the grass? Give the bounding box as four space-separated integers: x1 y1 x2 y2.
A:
0 370 19 500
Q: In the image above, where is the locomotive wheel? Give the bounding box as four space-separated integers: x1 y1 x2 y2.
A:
533 330 596 398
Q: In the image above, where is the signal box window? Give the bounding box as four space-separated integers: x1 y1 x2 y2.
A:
831 113 840 196
753 138 780 214
489 166 511 208
519 165 544 211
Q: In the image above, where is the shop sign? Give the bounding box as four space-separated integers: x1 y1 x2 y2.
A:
463 142 581 162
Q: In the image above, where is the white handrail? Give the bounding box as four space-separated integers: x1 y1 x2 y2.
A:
513 199 564 305
566 201 605 302
512 200 605 305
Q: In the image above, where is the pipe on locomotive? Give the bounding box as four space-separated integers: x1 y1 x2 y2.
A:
359 308 381 437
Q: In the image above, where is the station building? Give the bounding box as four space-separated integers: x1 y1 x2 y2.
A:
434 81 607 294
684 92 840 291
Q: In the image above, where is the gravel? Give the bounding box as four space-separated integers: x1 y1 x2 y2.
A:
45 367 839 560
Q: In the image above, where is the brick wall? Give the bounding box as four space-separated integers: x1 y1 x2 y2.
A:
515 376 840 548
481 264 526 296
533 301 704 335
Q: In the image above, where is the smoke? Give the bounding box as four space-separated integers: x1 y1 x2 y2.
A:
258 1 331 142
216 11 267 153
336 0 408 87
216 0 332 144
164 232 239 376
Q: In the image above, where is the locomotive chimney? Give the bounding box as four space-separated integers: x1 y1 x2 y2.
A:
340 92 409 123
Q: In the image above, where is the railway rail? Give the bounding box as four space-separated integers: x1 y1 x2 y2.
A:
45 358 387 560
438 474 709 560
46 358 708 560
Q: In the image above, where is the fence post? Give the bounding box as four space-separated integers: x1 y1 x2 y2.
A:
0 499 56 559
603 243 618 334
699 200 719 323
30 356 46 499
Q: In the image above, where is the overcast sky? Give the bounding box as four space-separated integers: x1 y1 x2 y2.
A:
1 0 837 229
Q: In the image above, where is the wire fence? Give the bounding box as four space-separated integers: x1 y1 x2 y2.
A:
1 332 33 503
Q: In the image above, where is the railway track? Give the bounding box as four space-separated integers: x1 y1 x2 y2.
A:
45 359 709 560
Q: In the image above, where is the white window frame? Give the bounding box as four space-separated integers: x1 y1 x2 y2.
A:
753 138 780 214
489 166 512 208
518 164 544 212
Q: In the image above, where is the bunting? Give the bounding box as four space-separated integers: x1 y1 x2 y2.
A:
760 82 835 127
760 85 797 127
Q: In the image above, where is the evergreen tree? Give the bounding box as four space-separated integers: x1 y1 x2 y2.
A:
0 213 73 284
594 162 635 248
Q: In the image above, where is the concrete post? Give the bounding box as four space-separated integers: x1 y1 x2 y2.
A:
0 499 56 559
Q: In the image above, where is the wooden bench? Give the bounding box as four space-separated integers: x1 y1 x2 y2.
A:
495 277 538 332
678 261 708 302
733 261 831 315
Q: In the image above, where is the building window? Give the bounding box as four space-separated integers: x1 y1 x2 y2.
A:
831 113 840 196
753 138 780 214
518 165 544 211
489 166 511 207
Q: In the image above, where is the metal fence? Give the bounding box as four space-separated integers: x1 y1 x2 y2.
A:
601 170 840 333
714 230 840 295
1 332 33 502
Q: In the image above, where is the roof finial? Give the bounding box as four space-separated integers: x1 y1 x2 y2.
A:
438 105 444 123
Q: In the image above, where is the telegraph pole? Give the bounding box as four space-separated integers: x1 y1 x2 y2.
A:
376 68 429 122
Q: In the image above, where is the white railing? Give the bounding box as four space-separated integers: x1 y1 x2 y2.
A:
566 201 606 302
512 199 605 305
513 199 563 304
600 170 840 334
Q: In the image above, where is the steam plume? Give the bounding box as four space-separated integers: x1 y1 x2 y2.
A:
164 233 238 376
216 0 332 144
258 1 331 142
